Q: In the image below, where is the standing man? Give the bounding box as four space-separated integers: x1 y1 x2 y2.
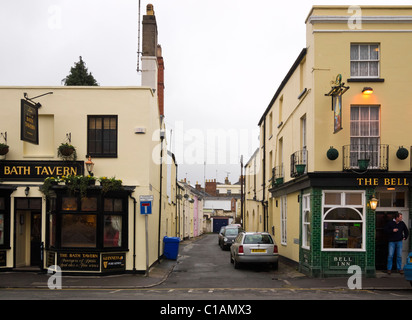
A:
384 213 409 274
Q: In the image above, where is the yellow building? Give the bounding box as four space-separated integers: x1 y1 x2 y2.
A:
0 5 177 274
248 5 412 277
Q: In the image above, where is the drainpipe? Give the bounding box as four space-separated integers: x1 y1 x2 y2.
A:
175 163 178 237
157 126 165 261
262 118 267 232
129 195 137 273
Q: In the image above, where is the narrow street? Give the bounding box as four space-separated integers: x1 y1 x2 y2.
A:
0 233 411 305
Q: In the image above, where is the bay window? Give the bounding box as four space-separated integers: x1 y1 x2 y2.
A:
322 191 365 251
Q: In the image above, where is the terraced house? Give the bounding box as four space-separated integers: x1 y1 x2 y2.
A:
245 5 412 277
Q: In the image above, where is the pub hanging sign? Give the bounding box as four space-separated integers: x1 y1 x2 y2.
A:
325 74 350 134
20 99 40 145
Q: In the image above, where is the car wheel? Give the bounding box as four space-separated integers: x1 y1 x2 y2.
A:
230 252 234 264
233 257 241 269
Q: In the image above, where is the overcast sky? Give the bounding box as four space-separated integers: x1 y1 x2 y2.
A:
0 0 409 186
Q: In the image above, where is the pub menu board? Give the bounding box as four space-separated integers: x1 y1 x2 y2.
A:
102 253 126 272
21 99 39 145
57 252 100 271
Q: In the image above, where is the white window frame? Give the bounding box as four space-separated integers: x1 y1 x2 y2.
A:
321 190 366 252
350 105 381 169
280 195 287 245
350 43 380 78
301 194 311 250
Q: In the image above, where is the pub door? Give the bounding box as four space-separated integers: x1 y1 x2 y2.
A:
14 198 42 269
375 211 396 270
375 210 409 271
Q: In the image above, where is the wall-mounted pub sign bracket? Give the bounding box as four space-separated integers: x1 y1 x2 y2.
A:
325 74 350 134
20 92 53 145
325 74 350 101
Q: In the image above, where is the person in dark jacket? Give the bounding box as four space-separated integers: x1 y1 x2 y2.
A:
384 213 409 274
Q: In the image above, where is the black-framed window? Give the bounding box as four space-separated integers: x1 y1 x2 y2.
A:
87 115 118 157
0 193 12 249
0 197 7 247
46 191 128 251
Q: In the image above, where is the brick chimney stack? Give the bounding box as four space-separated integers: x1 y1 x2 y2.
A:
195 181 202 191
205 179 217 196
142 4 158 93
157 45 165 116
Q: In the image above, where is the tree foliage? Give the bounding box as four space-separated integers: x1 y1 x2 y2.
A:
62 56 99 86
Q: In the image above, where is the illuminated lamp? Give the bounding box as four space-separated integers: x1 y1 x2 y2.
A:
369 195 378 211
362 87 374 95
85 156 95 176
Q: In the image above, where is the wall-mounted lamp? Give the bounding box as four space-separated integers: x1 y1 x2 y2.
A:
369 194 378 211
85 156 95 176
362 87 374 95
24 186 30 197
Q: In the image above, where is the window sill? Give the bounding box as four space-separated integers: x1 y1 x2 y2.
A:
347 78 384 83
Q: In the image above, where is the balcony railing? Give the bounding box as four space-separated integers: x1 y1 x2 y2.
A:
343 144 388 171
290 149 308 177
272 164 284 187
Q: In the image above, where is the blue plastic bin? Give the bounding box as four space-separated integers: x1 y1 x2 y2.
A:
404 252 412 287
163 236 180 260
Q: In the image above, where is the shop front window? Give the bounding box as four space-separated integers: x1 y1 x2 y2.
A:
0 213 4 245
61 214 97 248
104 215 122 247
302 194 311 249
47 193 127 250
322 191 365 251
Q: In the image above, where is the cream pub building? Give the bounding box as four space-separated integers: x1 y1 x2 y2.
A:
247 5 412 277
0 5 178 274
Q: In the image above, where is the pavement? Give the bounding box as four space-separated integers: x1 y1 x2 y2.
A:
0 236 411 291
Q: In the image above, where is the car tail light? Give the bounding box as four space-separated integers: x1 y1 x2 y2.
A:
273 245 278 254
239 245 244 254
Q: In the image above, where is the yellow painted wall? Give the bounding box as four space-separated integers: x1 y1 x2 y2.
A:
251 6 412 264
0 86 170 271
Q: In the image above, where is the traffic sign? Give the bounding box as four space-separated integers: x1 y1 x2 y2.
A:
140 201 152 214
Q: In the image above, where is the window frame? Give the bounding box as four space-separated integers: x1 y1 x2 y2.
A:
321 190 366 252
0 196 10 249
350 105 381 168
280 195 287 246
350 43 380 79
301 194 311 250
46 191 128 251
87 115 118 158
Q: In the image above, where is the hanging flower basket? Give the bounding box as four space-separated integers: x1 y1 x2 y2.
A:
0 143 9 156
326 147 339 160
396 147 409 160
57 143 77 160
295 164 306 175
358 159 370 171
275 177 284 185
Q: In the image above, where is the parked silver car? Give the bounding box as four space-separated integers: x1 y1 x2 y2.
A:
218 226 243 250
230 232 278 269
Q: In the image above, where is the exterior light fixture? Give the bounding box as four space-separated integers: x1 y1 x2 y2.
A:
85 156 95 176
24 186 30 197
362 87 373 95
369 194 378 211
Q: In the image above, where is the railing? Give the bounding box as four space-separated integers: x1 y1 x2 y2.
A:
343 144 388 171
290 149 308 177
272 165 284 187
